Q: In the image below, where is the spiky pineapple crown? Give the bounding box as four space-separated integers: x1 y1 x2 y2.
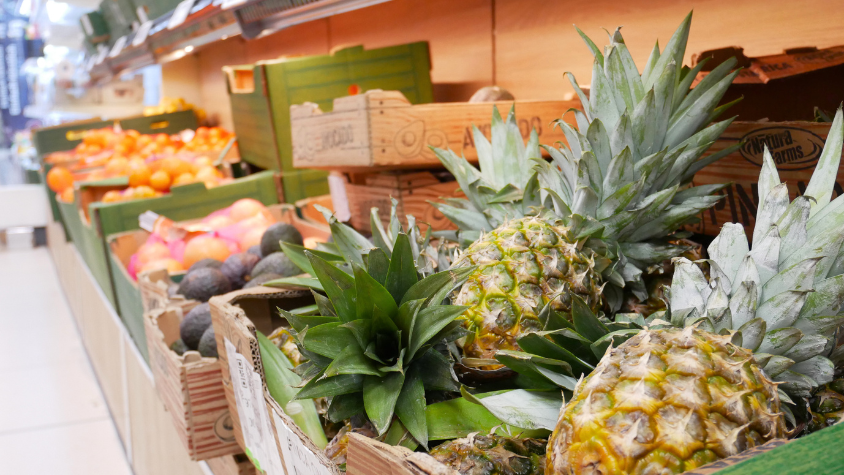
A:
272 201 474 450
494 108 844 417
433 12 741 310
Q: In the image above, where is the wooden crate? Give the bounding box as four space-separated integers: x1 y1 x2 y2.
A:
145 306 242 460
290 90 579 170
206 454 256 475
294 194 333 227
345 171 462 232
209 286 340 474
690 121 844 237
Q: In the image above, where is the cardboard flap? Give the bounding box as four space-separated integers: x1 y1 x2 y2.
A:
693 44 844 84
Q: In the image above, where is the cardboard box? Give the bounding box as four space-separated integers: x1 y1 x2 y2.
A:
294 194 332 227
344 170 463 233
290 90 579 170
693 45 844 122
690 121 843 238
80 10 110 45
210 286 340 474
346 421 844 475
107 204 330 353
145 306 242 460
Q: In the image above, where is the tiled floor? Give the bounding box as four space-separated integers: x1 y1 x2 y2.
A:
0 247 133 474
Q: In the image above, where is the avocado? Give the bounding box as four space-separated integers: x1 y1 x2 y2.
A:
188 258 223 273
251 252 300 279
198 326 218 358
244 273 282 289
247 245 262 258
170 339 189 356
178 268 232 302
180 303 212 350
260 222 303 257
220 252 260 289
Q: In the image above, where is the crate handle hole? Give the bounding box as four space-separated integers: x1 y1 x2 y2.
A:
231 69 255 94
150 121 170 130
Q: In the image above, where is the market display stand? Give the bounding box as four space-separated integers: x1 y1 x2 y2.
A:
46 218 231 475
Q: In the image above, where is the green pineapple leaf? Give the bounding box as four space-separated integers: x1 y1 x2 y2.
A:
363 372 405 435
395 368 428 448
406 305 467 362
323 343 382 378
264 276 324 292
296 372 364 400
302 323 356 359
353 263 398 320
327 393 365 423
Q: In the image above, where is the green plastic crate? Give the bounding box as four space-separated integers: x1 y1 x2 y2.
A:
118 110 198 135
80 11 110 45
225 42 433 202
99 0 138 43
131 0 183 23
32 118 113 157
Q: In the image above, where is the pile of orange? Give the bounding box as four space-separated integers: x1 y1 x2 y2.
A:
46 166 76 203
182 127 233 152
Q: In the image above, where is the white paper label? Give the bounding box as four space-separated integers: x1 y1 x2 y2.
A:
133 21 153 47
225 338 285 475
272 411 334 475
95 45 109 65
168 0 195 29
108 36 127 58
81 14 94 36
221 0 247 9
327 172 351 222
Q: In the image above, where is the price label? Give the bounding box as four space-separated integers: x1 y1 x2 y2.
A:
220 0 247 9
272 411 334 475
225 338 285 475
168 0 195 29
133 21 153 47
108 36 127 58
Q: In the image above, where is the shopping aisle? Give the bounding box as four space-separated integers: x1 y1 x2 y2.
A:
0 247 133 474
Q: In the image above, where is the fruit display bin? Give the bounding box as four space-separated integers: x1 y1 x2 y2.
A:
59 171 281 358
209 286 340 474
289 90 579 170
107 203 330 356
117 110 199 136
344 170 463 233
293 194 332 227
345 422 844 475
224 41 433 202
145 306 242 460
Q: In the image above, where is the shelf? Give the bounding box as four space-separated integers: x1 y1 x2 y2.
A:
88 0 392 80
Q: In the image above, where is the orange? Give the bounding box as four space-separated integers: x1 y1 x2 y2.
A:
136 242 171 266
194 126 209 139
205 215 234 230
59 187 74 203
155 133 170 146
128 164 152 187
128 158 146 170
194 166 220 184
46 166 74 192
133 186 158 198
172 173 195 186
160 157 192 177
193 156 212 168
229 198 266 222
105 156 129 176
182 236 232 268
102 190 123 203
140 258 184 274
149 170 171 192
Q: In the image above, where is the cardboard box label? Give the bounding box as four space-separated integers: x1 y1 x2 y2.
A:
225 338 284 474
738 126 826 170
272 411 334 475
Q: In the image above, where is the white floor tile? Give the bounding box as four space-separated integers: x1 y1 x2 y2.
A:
0 248 131 473
0 419 133 475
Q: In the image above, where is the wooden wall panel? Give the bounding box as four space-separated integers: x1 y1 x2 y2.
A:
196 38 248 129
494 0 844 100
244 19 330 64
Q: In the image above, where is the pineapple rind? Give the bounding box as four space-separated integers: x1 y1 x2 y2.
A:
547 327 784 474
454 216 603 359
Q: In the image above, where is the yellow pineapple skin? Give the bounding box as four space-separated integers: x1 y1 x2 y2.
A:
454 216 603 360
547 327 784 475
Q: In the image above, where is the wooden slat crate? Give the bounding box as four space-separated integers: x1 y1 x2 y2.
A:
206 454 256 475
209 286 340 474
144 306 240 460
290 90 579 170
294 194 333 227
690 121 844 237
345 170 462 232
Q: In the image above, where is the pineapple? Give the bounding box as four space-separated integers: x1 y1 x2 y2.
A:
274 212 475 450
430 433 547 475
437 12 741 360
808 379 844 433
542 108 844 474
